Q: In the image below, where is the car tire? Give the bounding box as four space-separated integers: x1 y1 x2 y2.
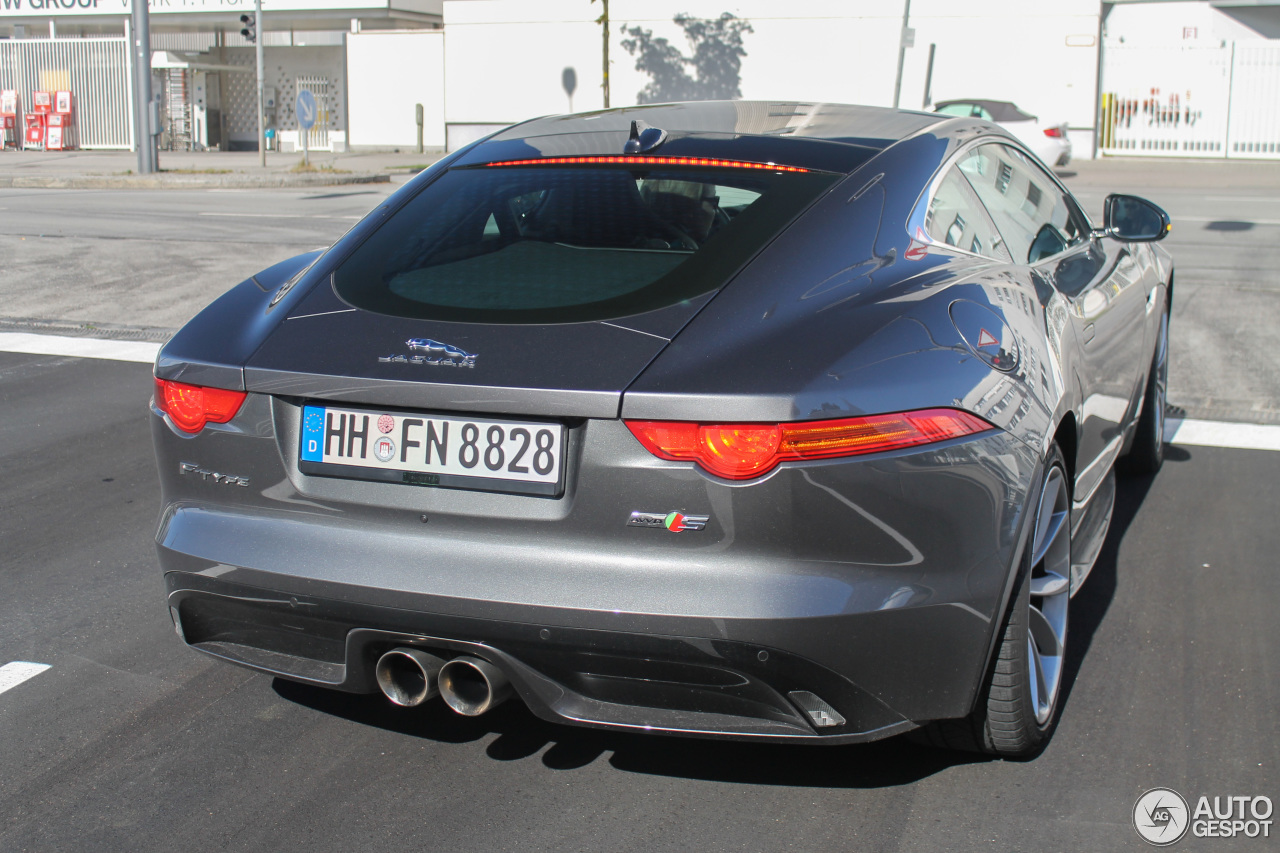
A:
916 445 1071 759
1122 303 1169 477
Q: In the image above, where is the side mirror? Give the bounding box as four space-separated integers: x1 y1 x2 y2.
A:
1104 194 1171 242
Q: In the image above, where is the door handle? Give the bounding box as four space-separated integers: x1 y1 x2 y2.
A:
1082 323 1096 343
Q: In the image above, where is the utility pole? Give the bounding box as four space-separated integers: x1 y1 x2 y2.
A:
892 0 913 109
592 0 609 109
131 0 155 173
255 0 266 166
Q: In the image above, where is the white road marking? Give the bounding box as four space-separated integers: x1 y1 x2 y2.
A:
198 212 361 220
1202 196 1280 203
0 332 160 364
1173 216 1280 226
0 661 51 695
1167 418 1280 452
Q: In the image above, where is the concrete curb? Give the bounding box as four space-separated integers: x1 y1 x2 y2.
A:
0 173 391 190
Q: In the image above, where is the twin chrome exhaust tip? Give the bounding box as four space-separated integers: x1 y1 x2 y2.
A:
375 648 512 716
374 648 445 707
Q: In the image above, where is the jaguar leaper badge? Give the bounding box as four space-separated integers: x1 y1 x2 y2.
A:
378 338 477 368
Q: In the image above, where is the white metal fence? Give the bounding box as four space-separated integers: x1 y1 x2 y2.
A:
0 37 133 150
1228 43 1280 159
1100 41 1280 160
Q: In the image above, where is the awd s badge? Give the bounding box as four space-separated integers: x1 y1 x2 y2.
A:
628 511 709 532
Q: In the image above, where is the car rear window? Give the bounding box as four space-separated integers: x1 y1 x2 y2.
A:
332 163 839 324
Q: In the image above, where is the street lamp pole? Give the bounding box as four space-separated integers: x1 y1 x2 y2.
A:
255 0 266 167
892 0 913 109
132 0 155 173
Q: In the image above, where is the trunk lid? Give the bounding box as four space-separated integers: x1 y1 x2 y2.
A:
243 283 705 418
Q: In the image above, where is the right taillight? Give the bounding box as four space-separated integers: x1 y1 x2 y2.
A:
1043 126 1064 138
154 378 247 434
626 408 994 480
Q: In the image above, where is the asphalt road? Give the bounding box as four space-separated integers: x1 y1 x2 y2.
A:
1067 181 1280 424
0 185 391 329
0 349 1275 851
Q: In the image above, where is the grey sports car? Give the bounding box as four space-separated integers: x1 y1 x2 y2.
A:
152 102 1172 758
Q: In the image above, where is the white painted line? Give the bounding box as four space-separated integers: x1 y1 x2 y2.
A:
0 332 160 364
0 661 51 696
1174 216 1280 226
199 212 361 220
1167 418 1280 452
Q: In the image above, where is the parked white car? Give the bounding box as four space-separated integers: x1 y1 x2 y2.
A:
933 99 1072 168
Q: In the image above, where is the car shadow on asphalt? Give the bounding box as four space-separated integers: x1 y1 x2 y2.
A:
272 451 1190 788
274 677 989 787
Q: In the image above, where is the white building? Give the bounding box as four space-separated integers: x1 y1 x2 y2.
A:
0 0 442 151
2 0 1279 157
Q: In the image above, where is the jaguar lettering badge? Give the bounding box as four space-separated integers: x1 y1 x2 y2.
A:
628 511 709 532
180 461 250 487
378 338 477 368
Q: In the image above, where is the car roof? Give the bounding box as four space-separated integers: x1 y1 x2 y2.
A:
456 101 949 175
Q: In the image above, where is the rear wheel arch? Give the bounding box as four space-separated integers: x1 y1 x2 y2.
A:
1052 414 1077 502
916 442 1071 757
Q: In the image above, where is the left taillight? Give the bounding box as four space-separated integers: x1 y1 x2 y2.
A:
625 408 994 480
154 378 247 434
1043 126 1064 138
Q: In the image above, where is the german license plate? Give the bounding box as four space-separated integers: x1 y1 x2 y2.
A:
299 404 565 496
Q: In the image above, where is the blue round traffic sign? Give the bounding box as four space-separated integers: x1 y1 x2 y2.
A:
295 90 317 131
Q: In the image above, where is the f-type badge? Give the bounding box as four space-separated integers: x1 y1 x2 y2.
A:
628 511 709 532
378 338 477 368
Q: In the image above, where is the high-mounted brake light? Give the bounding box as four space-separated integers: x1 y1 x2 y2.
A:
626 409 994 480
154 378 247 434
484 156 809 173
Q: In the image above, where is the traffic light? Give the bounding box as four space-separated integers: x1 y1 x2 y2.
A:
240 14 256 43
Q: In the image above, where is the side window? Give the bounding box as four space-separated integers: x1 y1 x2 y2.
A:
921 168 1011 262
959 144 1088 264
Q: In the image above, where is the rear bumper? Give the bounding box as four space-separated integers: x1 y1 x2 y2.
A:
168 571 926 743
162 533 1019 744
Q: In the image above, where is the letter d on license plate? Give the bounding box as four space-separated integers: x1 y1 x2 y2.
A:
299 404 564 497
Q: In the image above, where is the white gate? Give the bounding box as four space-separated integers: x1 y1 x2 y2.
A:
1227 43 1280 159
1100 41 1280 159
0 37 133 150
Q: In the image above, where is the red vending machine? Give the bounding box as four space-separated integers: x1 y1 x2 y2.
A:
24 113 45 149
0 90 17 150
46 113 67 150
32 91 52 113
53 91 74 150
